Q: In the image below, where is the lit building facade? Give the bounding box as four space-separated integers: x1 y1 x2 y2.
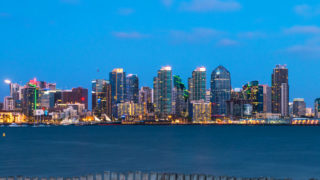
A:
315 98 320 118
271 65 289 117
126 74 139 103
153 66 173 118
242 81 263 114
109 68 126 117
261 85 272 113
173 75 188 118
21 84 40 116
211 65 231 116
117 102 142 120
139 86 154 115
4 96 14 111
92 79 112 119
189 67 206 101
189 100 211 123
226 88 252 119
62 87 88 109
293 98 306 117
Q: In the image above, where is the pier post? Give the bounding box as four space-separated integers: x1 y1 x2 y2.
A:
80 176 86 180
169 174 177 180
49 177 56 180
111 172 118 180
184 175 190 180
191 174 198 180
150 173 157 180
127 172 134 180
96 174 102 180
104 172 110 180
31 177 39 180
198 175 205 180
41 177 47 180
206 176 213 180
87 175 94 180
177 174 184 180
142 173 148 180
119 173 125 180
135 172 142 180
8 176 15 180
17 176 23 180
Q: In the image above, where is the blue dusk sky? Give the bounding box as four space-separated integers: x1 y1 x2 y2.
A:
1 0 320 108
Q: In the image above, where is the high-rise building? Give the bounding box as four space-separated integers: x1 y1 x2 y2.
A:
242 81 264 114
109 68 126 117
189 67 206 101
92 79 112 118
293 98 306 117
153 66 173 118
9 83 22 109
173 75 188 118
272 65 289 117
211 65 231 116
315 98 320 118
126 74 139 103
3 96 14 111
261 85 272 113
280 83 289 117
139 86 153 115
0 102 3 110
226 88 252 119
62 87 88 109
21 84 40 116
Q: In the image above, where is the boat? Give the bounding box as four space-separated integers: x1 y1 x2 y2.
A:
8 123 20 127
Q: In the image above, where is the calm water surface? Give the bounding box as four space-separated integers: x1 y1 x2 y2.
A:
0 126 319 179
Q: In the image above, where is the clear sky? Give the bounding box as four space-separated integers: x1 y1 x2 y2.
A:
1 0 320 108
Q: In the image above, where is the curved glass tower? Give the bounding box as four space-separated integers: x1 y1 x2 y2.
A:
211 65 231 116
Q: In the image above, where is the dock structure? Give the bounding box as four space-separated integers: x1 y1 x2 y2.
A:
0 171 315 180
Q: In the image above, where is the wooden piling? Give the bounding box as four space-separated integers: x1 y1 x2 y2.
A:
111 172 118 180
96 174 102 180
150 173 157 180
127 172 134 180
142 173 149 180
104 172 110 180
119 173 126 180
135 172 142 180
87 174 94 180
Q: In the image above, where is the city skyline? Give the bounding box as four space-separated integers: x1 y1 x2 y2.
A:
1 0 320 108
0 64 318 109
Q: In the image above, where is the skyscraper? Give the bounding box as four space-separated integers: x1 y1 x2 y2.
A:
293 98 306 117
153 66 173 118
92 79 112 118
3 96 14 111
211 65 231 116
109 68 126 117
314 98 320 118
173 75 188 118
189 67 206 101
261 85 272 113
126 74 139 103
271 65 289 117
21 84 40 116
242 81 263 114
139 86 154 115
